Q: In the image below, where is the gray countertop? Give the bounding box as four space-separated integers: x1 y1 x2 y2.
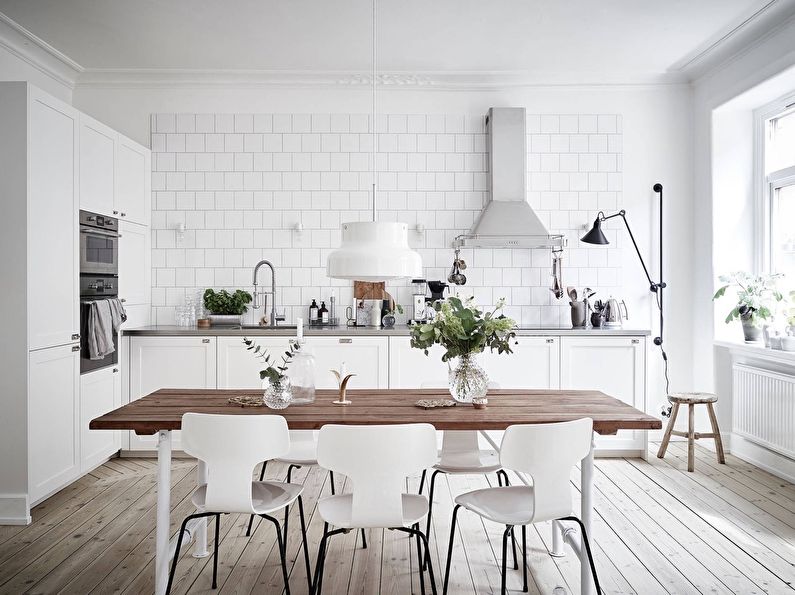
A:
123 325 651 337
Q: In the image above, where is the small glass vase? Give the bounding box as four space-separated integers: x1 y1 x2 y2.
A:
263 377 292 409
448 353 488 404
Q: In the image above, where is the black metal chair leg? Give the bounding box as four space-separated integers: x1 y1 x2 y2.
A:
521 524 528 592
329 470 336 495
311 524 347 595
245 461 268 537
415 523 426 595
418 529 438 595
419 469 427 494
511 525 518 570
297 496 312 593
260 513 291 595
501 526 512 595
443 504 461 595
361 528 367 549
166 512 215 595
497 471 503 487
424 470 441 569
558 516 602 595
212 514 220 589
502 469 510 486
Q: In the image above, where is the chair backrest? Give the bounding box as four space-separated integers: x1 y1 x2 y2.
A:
181 413 290 514
499 418 593 523
317 424 437 528
289 429 316 443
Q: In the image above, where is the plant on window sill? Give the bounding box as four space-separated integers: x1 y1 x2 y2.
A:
713 271 784 342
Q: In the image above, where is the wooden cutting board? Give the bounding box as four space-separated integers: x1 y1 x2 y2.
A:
353 281 386 300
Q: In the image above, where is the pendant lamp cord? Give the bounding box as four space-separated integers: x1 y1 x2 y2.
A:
371 0 377 223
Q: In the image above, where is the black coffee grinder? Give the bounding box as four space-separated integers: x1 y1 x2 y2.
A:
426 281 449 311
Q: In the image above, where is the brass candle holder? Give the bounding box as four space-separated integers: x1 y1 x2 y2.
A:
331 367 356 405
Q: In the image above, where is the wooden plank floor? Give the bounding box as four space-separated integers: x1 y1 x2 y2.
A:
2 443 795 594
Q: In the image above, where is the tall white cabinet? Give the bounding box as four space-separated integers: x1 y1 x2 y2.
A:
0 82 151 525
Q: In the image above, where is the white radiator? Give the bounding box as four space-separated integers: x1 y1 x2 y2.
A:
733 363 795 458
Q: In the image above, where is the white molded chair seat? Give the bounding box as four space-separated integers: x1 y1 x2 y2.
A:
436 446 501 473
193 480 303 515
276 438 318 465
319 493 429 528
454 486 534 525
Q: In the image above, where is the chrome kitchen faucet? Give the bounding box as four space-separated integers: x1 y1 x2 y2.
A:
252 259 284 326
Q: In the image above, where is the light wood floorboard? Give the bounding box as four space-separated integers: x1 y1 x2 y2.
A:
1 443 794 594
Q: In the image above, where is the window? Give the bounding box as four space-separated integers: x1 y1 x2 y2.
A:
759 101 795 279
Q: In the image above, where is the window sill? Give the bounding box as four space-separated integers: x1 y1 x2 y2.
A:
714 340 795 367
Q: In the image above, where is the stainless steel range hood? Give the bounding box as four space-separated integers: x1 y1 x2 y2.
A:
453 107 565 249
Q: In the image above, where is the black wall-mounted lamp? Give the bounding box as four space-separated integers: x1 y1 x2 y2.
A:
581 183 669 391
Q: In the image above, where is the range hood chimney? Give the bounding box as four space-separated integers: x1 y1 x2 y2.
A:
454 107 565 249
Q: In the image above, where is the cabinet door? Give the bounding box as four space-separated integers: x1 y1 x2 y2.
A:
389 335 559 389
29 344 80 504
28 88 79 350
80 366 121 472
78 114 115 216
115 135 150 225
118 220 150 305
128 336 217 450
217 336 293 389
560 336 646 454
306 337 389 389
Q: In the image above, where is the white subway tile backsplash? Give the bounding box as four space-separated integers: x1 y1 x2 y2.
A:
152 112 622 321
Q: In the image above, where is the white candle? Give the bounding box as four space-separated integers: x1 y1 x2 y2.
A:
340 361 347 379
296 317 303 341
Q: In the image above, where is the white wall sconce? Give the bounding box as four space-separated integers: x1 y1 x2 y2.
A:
294 222 305 237
175 222 186 245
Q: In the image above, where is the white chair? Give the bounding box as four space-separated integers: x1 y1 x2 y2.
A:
313 424 439 595
418 382 514 570
246 430 368 548
442 418 601 595
166 414 311 595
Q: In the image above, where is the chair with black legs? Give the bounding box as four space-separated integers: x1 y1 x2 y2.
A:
312 423 439 595
245 430 368 548
166 413 312 595
442 418 602 595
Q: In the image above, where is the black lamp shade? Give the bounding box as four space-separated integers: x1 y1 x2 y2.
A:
581 217 609 245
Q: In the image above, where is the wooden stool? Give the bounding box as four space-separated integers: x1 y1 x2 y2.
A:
657 392 725 472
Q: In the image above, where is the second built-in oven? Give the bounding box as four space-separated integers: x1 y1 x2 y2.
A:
79 210 118 276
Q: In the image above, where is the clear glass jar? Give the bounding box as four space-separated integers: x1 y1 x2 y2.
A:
448 353 488 404
288 342 316 404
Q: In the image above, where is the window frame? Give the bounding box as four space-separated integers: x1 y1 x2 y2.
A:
753 92 795 274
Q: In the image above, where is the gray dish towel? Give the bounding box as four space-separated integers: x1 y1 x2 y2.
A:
87 298 127 360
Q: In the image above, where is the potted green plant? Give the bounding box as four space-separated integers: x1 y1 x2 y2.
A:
409 296 517 403
243 337 301 408
712 272 783 342
203 289 253 326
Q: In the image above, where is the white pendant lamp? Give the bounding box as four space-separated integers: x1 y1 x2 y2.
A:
326 0 422 282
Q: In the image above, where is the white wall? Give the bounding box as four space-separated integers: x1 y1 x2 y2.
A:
0 42 72 103
692 18 795 433
73 83 694 413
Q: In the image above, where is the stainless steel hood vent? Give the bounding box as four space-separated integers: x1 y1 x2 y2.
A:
454 107 565 250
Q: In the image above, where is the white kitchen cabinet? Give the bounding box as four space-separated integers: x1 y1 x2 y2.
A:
388 336 559 389
28 87 80 351
28 344 80 505
80 366 121 473
118 220 150 306
217 336 293 389
115 135 150 225
560 336 646 455
128 336 217 450
78 114 116 217
306 336 389 389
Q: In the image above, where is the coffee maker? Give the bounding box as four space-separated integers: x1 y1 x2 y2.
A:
411 279 428 323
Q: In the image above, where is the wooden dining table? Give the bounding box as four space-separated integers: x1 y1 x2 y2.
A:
91 388 661 595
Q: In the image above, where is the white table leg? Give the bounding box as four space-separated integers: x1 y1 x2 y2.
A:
580 433 595 595
193 459 210 558
155 430 172 595
550 520 565 557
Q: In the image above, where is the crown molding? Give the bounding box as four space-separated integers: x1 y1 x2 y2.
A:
0 13 82 89
671 0 795 82
74 68 688 90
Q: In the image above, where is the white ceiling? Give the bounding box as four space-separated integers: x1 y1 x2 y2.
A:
0 0 780 80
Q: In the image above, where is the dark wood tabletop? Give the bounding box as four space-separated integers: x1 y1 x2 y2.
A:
90 388 662 436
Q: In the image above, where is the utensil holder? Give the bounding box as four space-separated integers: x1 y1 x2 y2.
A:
570 301 587 328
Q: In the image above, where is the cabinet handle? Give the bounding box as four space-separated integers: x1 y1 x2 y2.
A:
112 368 119 373
120 212 127 217
338 338 352 344
120 298 127 303
201 338 210 343
71 345 80 352
631 339 640 344
545 338 554 343
112 210 119 215
72 333 80 340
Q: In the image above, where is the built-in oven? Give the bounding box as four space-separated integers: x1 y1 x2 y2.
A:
79 210 120 374
79 210 119 276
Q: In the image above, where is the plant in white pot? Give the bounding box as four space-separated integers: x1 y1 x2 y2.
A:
409 296 517 403
203 289 253 325
713 272 783 342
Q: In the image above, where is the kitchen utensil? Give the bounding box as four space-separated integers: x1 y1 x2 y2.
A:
567 286 577 301
550 251 564 299
590 311 604 328
570 301 587 328
448 249 467 285
603 297 628 327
